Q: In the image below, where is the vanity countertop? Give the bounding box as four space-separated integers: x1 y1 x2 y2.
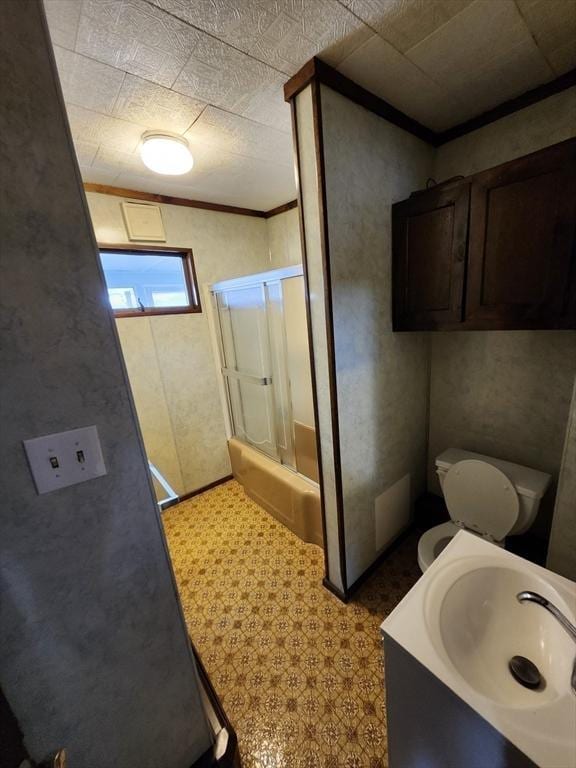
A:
381 531 576 768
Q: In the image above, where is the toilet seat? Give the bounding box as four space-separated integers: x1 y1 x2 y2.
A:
418 459 520 572
417 520 506 572
417 521 460 572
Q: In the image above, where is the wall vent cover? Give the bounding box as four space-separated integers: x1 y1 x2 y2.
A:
121 202 166 242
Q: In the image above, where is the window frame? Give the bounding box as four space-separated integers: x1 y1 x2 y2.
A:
98 243 202 318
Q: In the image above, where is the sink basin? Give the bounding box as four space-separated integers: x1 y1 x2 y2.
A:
382 531 576 768
431 563 575 707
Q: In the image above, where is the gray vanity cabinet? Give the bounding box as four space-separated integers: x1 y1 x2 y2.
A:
384 635 538 768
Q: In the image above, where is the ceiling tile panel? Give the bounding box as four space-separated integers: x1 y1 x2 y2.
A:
314 23 375 68
547 38 576 75
76 0 202 87
149 0 371 74
44 0 573 210
516 0 576 75
79 166 121 185
185 107 293 167
74 141 100 167
406 0 551 92
91 139 263 183
113 74 206 132
173 33 285 115
338 33 472 130
111 169 254 205
92 146 147 176
53 46 125 115
221 162 296 208
449 36 554 114
340 0 474 52
111 153 296 209
43 0 82 50
239 79 292 133
66 105 146 154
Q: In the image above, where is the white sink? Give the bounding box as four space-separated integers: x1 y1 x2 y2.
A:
428 561 575 708
382 531 576 768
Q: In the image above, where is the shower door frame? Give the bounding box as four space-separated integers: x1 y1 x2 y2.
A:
209 265 304 473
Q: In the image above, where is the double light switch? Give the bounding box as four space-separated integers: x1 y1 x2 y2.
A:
23 425 107 494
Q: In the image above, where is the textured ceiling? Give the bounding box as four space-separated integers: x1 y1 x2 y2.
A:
44 0 576 211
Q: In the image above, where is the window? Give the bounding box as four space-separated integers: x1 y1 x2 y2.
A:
99 246 201 317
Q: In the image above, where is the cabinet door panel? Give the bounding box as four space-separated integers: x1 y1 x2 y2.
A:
466 139 576 328
392 183 469 330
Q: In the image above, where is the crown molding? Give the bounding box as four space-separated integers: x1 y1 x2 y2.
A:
263 199 298 218
284 57 576 148
284 57 436 144
84 183 297 219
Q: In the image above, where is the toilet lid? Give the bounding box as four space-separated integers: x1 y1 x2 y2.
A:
443 459 519 540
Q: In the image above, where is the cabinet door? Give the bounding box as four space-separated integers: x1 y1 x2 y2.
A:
392 183 470 330
466 139 576 329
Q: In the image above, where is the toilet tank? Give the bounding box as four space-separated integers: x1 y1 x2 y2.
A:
435 448 551 535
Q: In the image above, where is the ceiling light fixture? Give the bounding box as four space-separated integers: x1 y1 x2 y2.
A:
140 131 193 176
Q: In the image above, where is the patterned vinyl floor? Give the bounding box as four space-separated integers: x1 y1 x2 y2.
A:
162 480 422 768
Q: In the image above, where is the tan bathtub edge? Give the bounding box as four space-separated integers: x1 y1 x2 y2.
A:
228 438 323 549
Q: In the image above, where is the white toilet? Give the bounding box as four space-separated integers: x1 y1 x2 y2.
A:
418 448 551 572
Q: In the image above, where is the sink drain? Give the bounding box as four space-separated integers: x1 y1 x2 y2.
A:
508 655 544 690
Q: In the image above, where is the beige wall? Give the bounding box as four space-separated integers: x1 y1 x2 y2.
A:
320 85 434 587
429 92 576 548
88 191 271 495
267 207 302 267
0 2 211 764
88 193 304 497
295 85 345 591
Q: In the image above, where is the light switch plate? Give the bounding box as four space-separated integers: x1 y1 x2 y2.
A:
23 425 107 494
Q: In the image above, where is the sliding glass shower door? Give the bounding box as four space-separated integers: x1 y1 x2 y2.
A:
213 271 296 469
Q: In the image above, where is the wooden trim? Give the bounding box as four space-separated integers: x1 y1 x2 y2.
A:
290 100 331 587
283 58 318 102
190 641 241 768
85 183 266 218
284 57 436 144
322 577 348 603
310 79 348 594
160 475 234 510
437 68 576 145
87 181 297 220
284 58 576 149
264 199 298 218
99 243 202 317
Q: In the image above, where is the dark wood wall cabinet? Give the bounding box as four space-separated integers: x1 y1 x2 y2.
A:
392 138 576 331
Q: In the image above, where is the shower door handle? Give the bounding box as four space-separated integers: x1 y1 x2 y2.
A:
221 368 272 386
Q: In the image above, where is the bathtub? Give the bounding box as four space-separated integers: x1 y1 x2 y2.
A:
228 437 323 548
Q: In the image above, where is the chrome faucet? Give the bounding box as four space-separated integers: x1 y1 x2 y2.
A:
517 591 576 694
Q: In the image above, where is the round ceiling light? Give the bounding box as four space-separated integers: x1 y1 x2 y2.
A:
140 132 194 175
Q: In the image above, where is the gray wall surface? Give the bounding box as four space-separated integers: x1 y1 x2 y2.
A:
428 331 576 495
0 2 211 766
547 379 576 580
429 92 576 543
